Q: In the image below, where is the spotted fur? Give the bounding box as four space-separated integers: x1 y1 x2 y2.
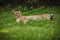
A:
13 10 53 24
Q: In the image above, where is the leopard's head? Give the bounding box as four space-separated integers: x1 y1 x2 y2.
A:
13 10 22 19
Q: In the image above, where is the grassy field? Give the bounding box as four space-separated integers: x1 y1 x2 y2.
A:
0 7 60 40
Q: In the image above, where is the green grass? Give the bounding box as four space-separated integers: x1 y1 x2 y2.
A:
0 7 60 40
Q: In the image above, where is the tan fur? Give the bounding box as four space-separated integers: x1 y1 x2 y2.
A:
13 10 21 16
13 10 52 24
